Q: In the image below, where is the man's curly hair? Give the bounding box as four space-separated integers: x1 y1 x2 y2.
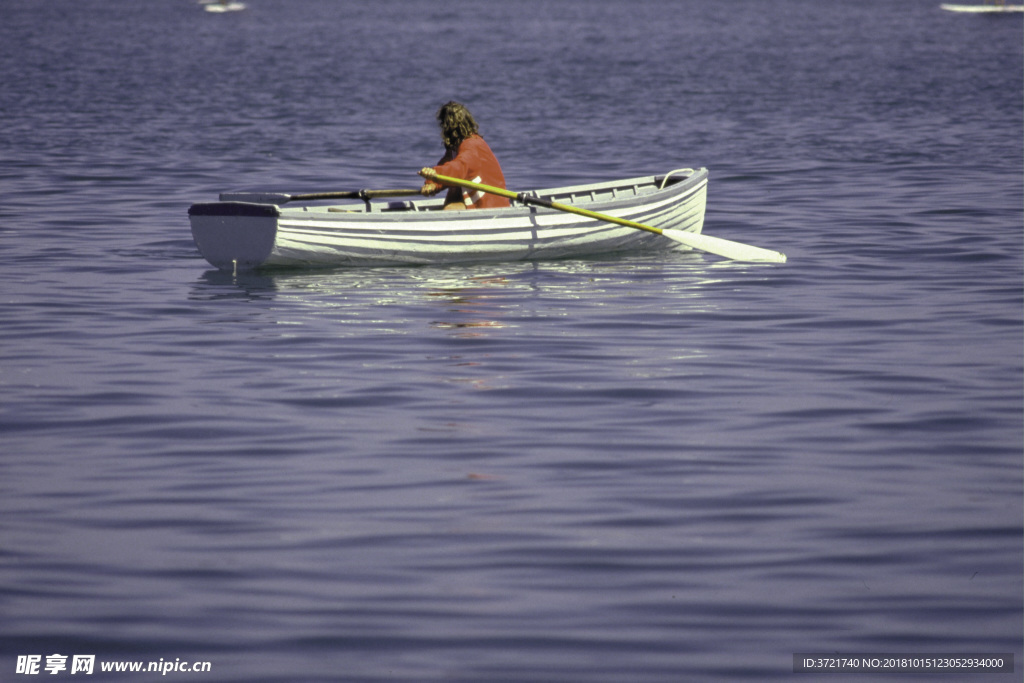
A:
437 101 479 151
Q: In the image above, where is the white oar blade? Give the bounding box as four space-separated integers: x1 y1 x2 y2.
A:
663 229 787 263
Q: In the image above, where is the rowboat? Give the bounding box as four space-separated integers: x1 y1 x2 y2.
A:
204 1 246 12
188 168 709 271
940 2 1024 11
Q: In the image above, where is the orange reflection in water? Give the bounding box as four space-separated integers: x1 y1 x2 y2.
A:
426 276 510 339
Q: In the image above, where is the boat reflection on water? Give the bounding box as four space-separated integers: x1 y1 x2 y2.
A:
426 276 511 339
184 254 733 400
187 263 527 345
190 265 526 329
186 253 722 345
192 269 279 302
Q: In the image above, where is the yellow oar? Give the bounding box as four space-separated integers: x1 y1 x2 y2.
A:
422 170 786 263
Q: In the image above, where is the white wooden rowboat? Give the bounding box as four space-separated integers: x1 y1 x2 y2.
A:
188 168 708 271
940 3 1024 11
204 2 246 13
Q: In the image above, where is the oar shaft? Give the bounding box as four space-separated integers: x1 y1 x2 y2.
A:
288 189 420 202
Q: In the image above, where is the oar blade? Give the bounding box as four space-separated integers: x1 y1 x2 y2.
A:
662 228 787 263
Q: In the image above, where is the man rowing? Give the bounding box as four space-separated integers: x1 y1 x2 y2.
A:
419 102 510 211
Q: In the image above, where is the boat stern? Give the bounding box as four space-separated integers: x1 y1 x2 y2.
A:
188 202 279 271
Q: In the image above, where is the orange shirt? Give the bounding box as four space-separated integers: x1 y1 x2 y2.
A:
433 135 510 209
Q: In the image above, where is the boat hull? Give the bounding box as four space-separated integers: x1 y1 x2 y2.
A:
189 169 708 271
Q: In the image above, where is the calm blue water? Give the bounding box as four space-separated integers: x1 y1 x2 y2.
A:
1 0 1021 681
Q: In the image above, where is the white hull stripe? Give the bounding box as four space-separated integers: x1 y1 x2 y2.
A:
463 176 485 206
